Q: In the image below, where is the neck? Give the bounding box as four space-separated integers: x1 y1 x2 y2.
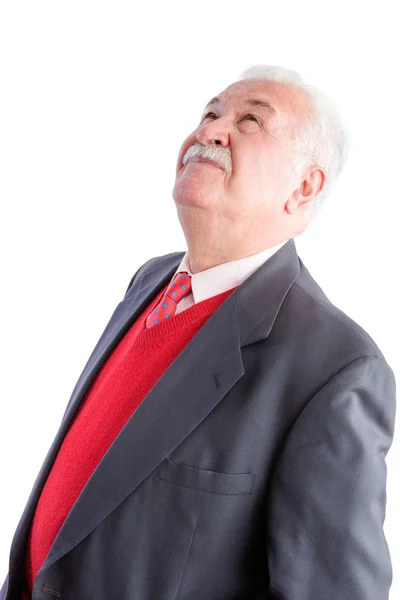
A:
177 207 289 274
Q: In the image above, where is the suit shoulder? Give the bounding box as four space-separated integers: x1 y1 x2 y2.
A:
124 251 185 297
289 258 387 363
141 251 186 272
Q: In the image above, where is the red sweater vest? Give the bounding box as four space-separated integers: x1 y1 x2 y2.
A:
23 281 237 597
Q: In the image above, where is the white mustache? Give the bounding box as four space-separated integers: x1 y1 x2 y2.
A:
182 143 232 174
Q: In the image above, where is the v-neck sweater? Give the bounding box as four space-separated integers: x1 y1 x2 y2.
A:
23 281 238 596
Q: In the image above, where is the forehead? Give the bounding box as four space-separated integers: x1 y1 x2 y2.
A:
207 79 311 126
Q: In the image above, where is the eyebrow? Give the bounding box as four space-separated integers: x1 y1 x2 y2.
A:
204 96 277 115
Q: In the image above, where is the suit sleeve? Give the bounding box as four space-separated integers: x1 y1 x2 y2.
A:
265 354 397 600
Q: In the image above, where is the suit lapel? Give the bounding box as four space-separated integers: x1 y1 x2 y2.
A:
14 238 300 580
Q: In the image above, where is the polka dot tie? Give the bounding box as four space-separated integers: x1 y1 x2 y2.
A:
145 271 192 329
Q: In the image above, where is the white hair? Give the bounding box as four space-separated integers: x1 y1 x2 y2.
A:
238 65 349 222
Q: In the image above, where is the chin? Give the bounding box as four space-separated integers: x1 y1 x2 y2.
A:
173 177 219 207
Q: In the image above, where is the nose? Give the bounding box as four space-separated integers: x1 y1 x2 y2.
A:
196 119 230 148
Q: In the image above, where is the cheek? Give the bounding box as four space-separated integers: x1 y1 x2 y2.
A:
254 147 292 183
232 148 277 186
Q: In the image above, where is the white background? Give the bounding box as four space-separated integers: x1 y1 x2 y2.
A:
0 1 399 596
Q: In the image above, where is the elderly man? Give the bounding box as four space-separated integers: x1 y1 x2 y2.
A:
0 65 396 600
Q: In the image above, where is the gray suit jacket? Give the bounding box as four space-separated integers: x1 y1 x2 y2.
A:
0 238 396 600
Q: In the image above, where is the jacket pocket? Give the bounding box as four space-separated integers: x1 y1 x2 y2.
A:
156 457 253 495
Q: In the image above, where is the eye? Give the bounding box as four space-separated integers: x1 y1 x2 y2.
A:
241 113 260 123
201 112 260 124
202 112 217 121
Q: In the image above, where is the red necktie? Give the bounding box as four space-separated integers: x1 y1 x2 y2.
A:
146 271 192 329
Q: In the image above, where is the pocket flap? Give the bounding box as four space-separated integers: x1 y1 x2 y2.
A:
156 458 253 495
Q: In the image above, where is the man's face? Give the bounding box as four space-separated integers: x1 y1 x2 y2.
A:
173 79 311 226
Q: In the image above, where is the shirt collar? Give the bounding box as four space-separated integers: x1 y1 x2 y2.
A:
172 239 289 304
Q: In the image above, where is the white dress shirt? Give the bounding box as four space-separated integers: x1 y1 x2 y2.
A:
172 239 289 315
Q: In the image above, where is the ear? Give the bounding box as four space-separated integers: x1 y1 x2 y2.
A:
285 166 326 215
